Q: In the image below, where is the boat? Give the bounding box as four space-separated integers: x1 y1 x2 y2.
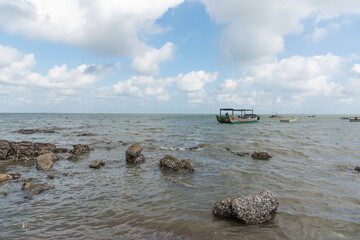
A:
269 114 283 118
280 118 297 123
350 117 360 122
308 115 316 117
216 108 260 123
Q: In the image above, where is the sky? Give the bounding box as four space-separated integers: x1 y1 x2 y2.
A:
0 0 360 114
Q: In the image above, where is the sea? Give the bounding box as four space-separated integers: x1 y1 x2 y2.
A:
0 113 359 240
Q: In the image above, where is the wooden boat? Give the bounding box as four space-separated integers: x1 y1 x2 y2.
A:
350 117 360 122
280 118 297 123
216 108 260 123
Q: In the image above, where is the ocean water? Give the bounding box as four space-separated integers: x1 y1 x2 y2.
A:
0 113 359 240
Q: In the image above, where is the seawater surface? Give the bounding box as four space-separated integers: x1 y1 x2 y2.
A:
0 113 359 240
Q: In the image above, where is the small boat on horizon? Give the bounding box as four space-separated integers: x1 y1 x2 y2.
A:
350 117 360 122
308 114 316 117
280 118 297 123
216 108 260 124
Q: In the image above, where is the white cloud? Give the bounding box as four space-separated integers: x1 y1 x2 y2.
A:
200 0 360 65
0 44 109 98
131 42 175 75
176 70 218 92
310 27 328 42
0 0 183 58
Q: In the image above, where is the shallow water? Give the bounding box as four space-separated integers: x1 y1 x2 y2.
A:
0 113 359 239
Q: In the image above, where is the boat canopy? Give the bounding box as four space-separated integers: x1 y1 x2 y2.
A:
219 108 254 116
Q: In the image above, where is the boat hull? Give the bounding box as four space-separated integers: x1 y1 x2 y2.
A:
216 115 259 124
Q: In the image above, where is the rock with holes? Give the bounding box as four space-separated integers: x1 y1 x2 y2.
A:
125 143 145 164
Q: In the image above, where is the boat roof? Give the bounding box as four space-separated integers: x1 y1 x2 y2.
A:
220 108 253 111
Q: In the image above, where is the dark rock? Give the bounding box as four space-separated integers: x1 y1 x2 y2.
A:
0 174 7 182
186 146 200 151
0 140 10 160
62 173 69 177
3 190 8 196
181 159 195 171
233 151 250 157
165 177 194 188
36 152 57 170
47 174 55 179
225 147 231 151
251 151 272 160
13 129 56 134
6 173 21 180
89 161 105 169
213 190 279 224
70 144 92 155
125 143 145 164
16 177 35 183
67 155 79 161
159 154 182 171
21 182 54 195
77 133 96 137
55 148 69 153
355 166 360 172
8 141 35 160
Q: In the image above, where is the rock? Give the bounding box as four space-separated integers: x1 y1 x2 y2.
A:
0 140 10 160
0 174 7 182
355 166 360 172
233 151 250 157
3 190 8 196
165 177 194 188
35 142 56 155
89 161 105 169
181 159 195 171
16 177 35 183
8 141 35 160
213 190 279 224
47 174 55 179
77 133 96 136
55 148 69 153
125 143 145 164
70 144 92 155
6 173 21 180
159 154 182 171
13 129 56 134
36 152 57 170
251 151 272 160
186 146 200 151
21 182 54 195
67 155 79 161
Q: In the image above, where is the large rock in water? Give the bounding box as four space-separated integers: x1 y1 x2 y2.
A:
21 182 54 195
70 144 92 155
251 151 272 160
213 190 279 224
125 143 145 164
36 152 57 170
159 154 195 172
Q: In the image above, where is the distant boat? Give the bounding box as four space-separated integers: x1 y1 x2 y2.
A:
350 117 360 122
280 118 297 123
308 115 316 117
269 114 283 118
216 108 260 123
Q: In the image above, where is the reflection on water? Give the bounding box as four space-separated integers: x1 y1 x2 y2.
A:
0 113 359 239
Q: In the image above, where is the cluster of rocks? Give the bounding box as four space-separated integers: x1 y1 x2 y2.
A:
67 144 92 160
11 129 57 134
213 190 279 224
159 154 195 172
226 148 272 160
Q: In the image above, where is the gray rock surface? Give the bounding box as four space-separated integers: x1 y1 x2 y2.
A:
36 152 57 170
125 143 145 163
213 190 279 224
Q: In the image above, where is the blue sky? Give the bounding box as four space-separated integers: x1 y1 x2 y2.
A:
0 0 360 114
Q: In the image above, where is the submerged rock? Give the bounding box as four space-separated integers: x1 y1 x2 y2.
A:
125 143 145 164
36 152 57 170
355 166 360 172
6 173 21 180
165 177 194 188
89 161 105 169
21 182 54 196
13 129 56 134
251 151 272 160
3 190 8 196
233 151 250 157
213 190 279 224
159 155 195 172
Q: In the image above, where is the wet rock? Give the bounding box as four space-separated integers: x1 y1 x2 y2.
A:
67 154 79 161
165 177 194 188
36 152 57 170
186 146 201 151
55 148 69 153
77 133 97 137
16 177 35 183
225 147 231 151
159 154 182 171
125 143 145 164
233 151 250 157
181 159 195 171
21 182 54 195
8 141 35 160
0 174 7 182
6 173 21 180
35 142 56 155
355 167 360 172
89 161 105 169
3 190 8 196
47 174 55 179
251 151 272 160
13 129 56 134
213 190 279 224
0 140 10 160
70 144 92 155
